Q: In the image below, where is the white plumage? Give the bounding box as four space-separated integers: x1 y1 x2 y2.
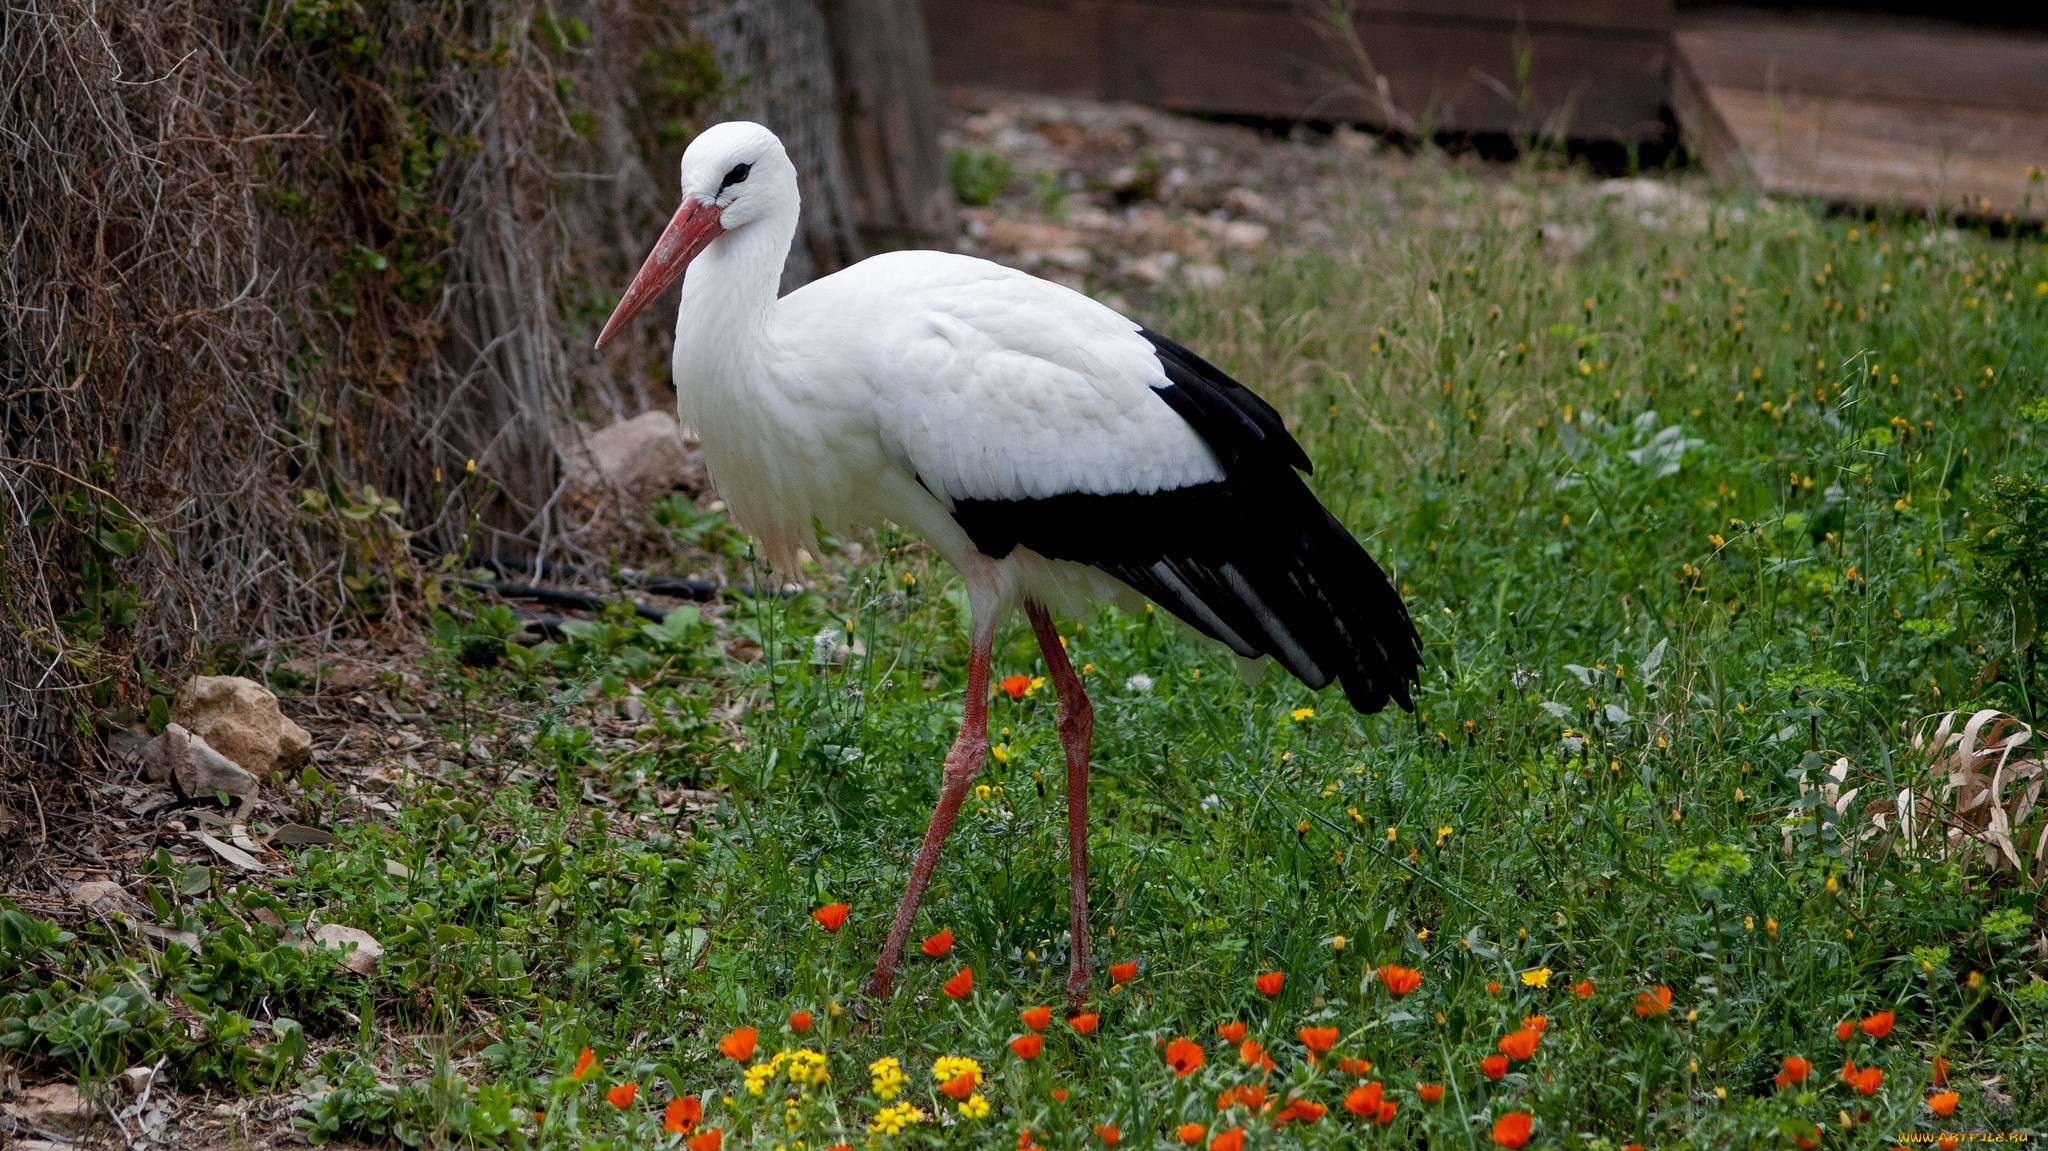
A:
597 121 1418 1007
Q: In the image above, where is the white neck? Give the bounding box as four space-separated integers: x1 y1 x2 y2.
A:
674 195 797 358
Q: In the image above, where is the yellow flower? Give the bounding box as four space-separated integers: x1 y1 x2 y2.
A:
785 1049 828 1085
1291 707 1315 721
957 1093 990 1119
868 1056 905 1100
1521 967 1552 989
1028 676 1046 695
745 1063 775 1095
930 1055 982 1087
1385 826 1398 843
868 1102 925 1135
1435 825 1453 845
991 745 1010 764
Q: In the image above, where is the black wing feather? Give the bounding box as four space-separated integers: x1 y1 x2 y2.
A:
949 328 1420 714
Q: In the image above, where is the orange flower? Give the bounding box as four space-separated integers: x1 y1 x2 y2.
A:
606 1081 638 1108
1217 1083 1269 1112
1067 1012 1100 1034
1298 1025 1339 1053
1931 1054 1949 1086
1018 1131 1044 1151
1165 1036 1206 1076
664 1096 703 1133
1343 1082 1384 1117
1417 1083 1444 1104
1255 970 1284 997
1481 1054 1509 1080
1002 675 1031 699
1940 1138 1959 1151
1377 964 1422 996
1835 1020 1855 1041
1216 1021 1247 1043
1573 978 1595 999
1860 1010 1894 1039
1490 1110 1533 1149
1375 1100 1398 1125
811 903 849 931
1486 980 1502 996
1176 1123 1207 1145
1238 1038 1273 1072
1051 1088 1069 1102
1021 1005 1052 1031
942 966 974 998
1851 1065 1882 1095
1095 1123 1121 1145
687 1130 722 1151
1337 1057 1373 1076
1775 1055 1811 1089
1274 1099 1326 1124
1521 1015 1548 1033
1497 1028 1541 1061
572 1046 597 1080
1928 1091 1959 1117
788 1010 813 1033
1009 1034 1043 1059
1109 960 1139 983
921 928 954 957
1634 985 1672 1017
717 1027 757 1062
1792 1124 1821 1149
940 1071 978 1100
1210 1127 1245 1151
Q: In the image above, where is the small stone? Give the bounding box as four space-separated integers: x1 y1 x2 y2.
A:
276 717 312 774
138 724 259 809
171 676 297 779
310 924 383 976
563 410 698 501
70 880 140 917
118 1065 156 1097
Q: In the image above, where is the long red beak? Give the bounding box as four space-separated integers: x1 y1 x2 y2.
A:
595 196 725 349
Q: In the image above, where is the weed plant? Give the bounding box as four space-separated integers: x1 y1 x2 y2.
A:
5 164 2047 1148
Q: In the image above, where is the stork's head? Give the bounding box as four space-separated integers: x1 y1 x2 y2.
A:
596 122 795 348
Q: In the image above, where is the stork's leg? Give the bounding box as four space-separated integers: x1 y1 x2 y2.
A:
1026 600 1095 1009
863 613 994 1003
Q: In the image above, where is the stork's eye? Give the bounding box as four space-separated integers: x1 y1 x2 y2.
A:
719 163 751 192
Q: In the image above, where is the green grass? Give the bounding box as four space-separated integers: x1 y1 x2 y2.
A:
6 162 2048 1149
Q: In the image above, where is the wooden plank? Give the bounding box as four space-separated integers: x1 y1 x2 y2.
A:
924 0 1109 99
1668 35 1748 188
923 0 1670 139
1671 10 2048 220
1100 4 1669 138
1675 10 2048 111
1069 0 1671 33
1704 87 2048 218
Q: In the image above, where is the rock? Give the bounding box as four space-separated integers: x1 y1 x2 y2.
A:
564 410 697 500
310 924 383 976
70 880 144 918
138 724 258 808
117 1065 157 1097
276 716 312 774
171 676 301 779
3 1082 93 1135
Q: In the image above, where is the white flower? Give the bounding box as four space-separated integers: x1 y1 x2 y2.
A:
1123 673 1154 693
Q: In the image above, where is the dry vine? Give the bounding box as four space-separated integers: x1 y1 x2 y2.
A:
0 0 859 789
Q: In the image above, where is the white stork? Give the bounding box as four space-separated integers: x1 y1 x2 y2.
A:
597 122 1420 1005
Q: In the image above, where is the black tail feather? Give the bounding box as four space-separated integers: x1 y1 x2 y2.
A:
951 470 1420 714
